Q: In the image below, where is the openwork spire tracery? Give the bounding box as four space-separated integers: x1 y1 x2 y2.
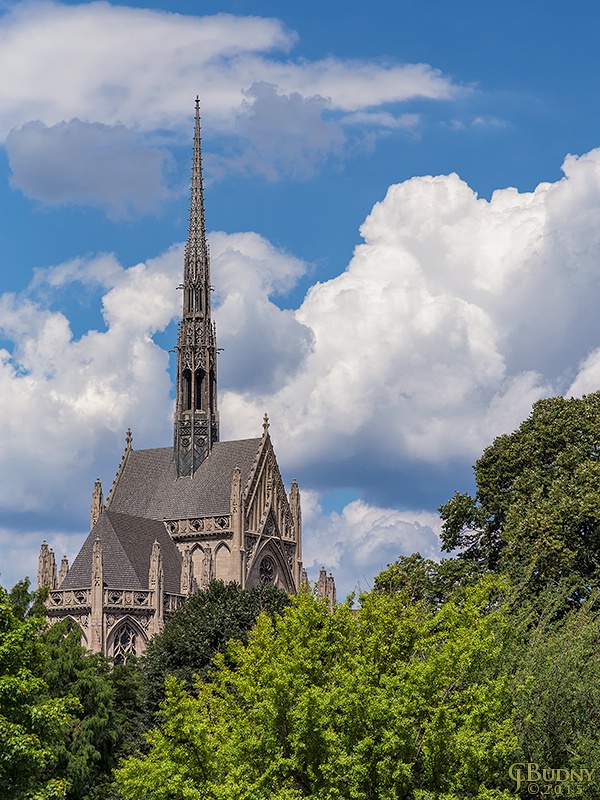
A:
174 98 219 476
184 97 210 293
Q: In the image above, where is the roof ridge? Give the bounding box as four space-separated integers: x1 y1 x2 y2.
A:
106 429 134 508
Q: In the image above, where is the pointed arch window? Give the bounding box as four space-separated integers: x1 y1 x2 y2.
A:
182 369 192 410
210 370 216 413
187 287 202 314
112 622 137 665
195 369 205 410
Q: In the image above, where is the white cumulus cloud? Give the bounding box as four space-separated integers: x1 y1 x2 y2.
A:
0 247 181 516
301 492 441 600
220 149 600 481
0 2 459 137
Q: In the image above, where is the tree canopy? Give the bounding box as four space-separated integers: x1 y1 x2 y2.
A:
373 552 481 606
117 582 518 800
439 392 600 595
510 589 600 794
0 588 77 800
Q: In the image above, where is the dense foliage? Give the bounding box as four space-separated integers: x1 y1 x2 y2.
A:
510 587 600 795
439 393 600 596
42 620 144 800
0 587 77 800
117 581 518 800
142 579 291 712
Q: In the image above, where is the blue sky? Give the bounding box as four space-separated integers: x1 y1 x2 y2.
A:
3 0 600 598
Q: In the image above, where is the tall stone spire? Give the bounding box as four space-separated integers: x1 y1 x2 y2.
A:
174 98 219 476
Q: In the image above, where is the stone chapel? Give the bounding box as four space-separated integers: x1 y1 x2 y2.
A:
36 99 323 661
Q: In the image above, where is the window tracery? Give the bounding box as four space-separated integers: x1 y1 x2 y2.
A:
259 555 275 584
112 622 137 665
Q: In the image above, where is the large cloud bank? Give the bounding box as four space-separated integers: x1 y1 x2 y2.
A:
3 148 600 593
223 150 600 476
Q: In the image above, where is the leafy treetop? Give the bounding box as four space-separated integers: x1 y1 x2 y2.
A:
439 392 600 596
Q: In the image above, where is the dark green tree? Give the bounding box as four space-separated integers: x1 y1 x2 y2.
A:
141 580 290 712
439 392 600 596
507 588 600 798
41 619 146 800
42 621 118 799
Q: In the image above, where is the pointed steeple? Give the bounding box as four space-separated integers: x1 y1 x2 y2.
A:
184 97 210 302
174 98 220 476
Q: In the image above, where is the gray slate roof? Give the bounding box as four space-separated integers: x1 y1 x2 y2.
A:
61 510 182 593
107 438 261 520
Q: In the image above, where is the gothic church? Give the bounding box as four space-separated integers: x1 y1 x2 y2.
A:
37 100 308 661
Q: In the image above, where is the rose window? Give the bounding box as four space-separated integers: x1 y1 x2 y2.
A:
259 556 275 584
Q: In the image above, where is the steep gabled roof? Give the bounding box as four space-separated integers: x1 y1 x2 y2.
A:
107 438 261 520
60 510 182 594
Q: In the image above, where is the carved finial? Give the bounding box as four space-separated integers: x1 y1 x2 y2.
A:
91 477 104 529
149 539 163 594
230 465 242 514
59 555 69 586
263 413 270 434
126 428 133 449
289 479 301 539
38 540 57 590
326 573 337 608
318 566 327 596
92 536 103 587
316 567 336 610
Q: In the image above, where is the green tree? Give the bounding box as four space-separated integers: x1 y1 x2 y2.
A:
374 552 481 605
510 589 600 798
117 580 518 800
439 393 600 595
0 587 77 800
141 579 290 712
8 577 48 620
42 619 145 800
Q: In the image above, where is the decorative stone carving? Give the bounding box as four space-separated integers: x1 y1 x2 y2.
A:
245 533 258 570
59 556 69 586
38 541 57 590
259 555 275 584
90 478 104 529
283 541 297 572
201 548 213 587
263 513 276 538
167 516 232 537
